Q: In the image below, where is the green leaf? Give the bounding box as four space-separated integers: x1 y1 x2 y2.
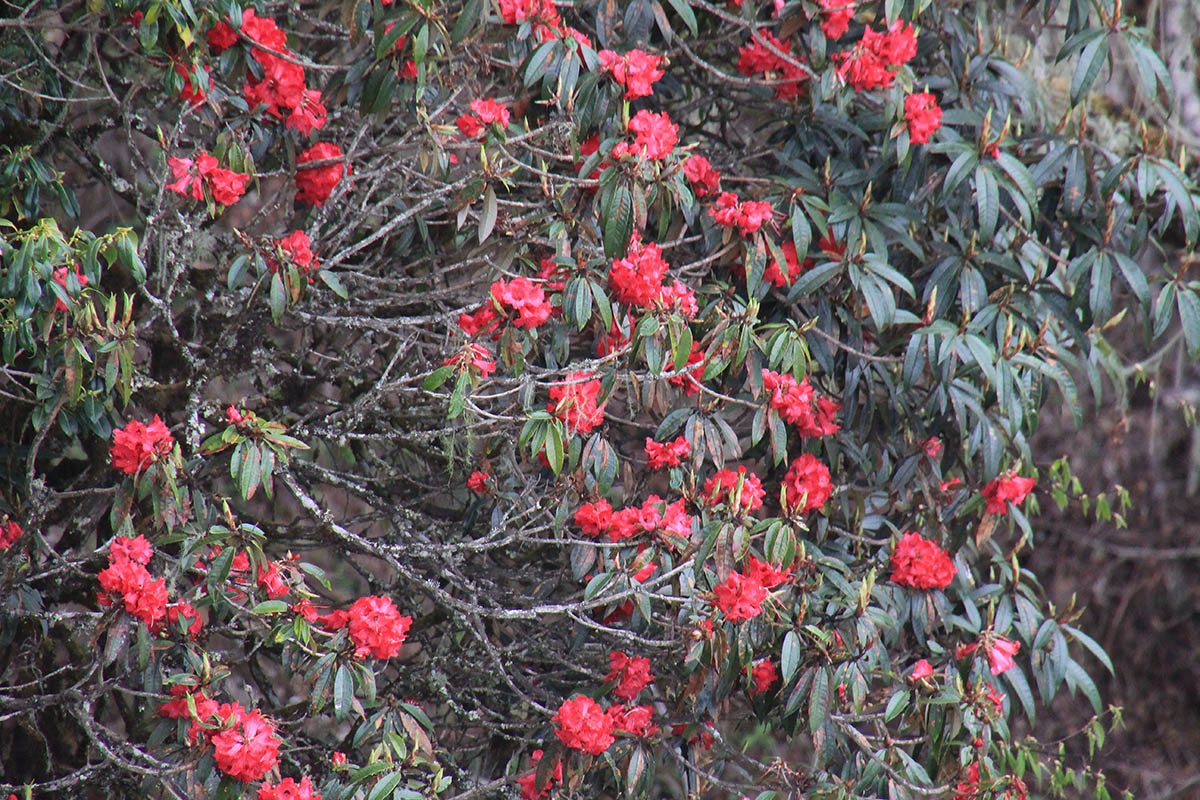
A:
1070 34 1109 106
808 666 830 733
423 366 454 391
662 0 697 36
1062 624 1114 674
478 185 498 244
780 630 800 683
239 442 262 501
251 600 289 614
524 39 558 87
1155 159 1200 246
367 772 405 800
269 271 286 323
334 664 353 720
602 183 634 259
1004 665 1036 725
319 269 349 299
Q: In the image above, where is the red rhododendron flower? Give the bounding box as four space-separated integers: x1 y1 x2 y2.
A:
166 156 205 201
258 776 321 800
167 601 204 637
0 519 22 550
257 561 290 599
159 683 219 724
111 534 153 565
457 98 511 139
623 110 678 160
713 569 770 621
889 532 956 590
547 371 605 433
744 555 791 588
702 466 765 513
761 370 841 436
987 637 1021 675
444 342 496 377
834 20 917 91
212 706 282 782
736 31 807 100
609 237 669 307
608 704 657 736
819 0 856 39
174 63 207 106
910 659 935 681
347 595 412 659
683 154 721 196
244 55 306 119
111 416 174 475
238 9 289 51
904 92 943 144
645 436 690 469
553 695 614 755
207 20 239 52
598 49 665 99
270 230 319 275
498 0 564 39
923 436 943 459
166 151 250 206
516 750 562 800
782 453 833 513
458 305 500 338
954 762 980 800
708 192 773 235
667 342 706 396
574 499 614 538
295 142 348 207
51 264 89 312
981 471 1035 514
655 279 698 319
97 550 169 628
749 659 778 694
491 277 554 328
632 561 657 582
606 652 654 701
286 89 329 137
467 470 491 493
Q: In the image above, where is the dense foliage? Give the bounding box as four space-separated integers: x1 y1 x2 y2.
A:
1 0 1197 798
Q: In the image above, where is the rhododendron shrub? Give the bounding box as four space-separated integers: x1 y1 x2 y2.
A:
2 0 1196 798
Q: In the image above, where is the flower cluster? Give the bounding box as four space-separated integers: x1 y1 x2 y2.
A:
491 277 554 328
444 343 496 378
553 695 614 755
497 0 590 43
834 20 918 91
609 237 670 307
258 777 321 800
762 234 844 287
782 454 834 513
52 264 89 311
0 518 22 550
466 469 491 493
957 635 1021 676
749 659 778 694
598 49 665 99
713 555 791 621
456 98 511 138
606 651 654 700
645 436 690 469
209 9 328 136
211 704 283 782
613 110 678 160
295 142 348 207
548 371 605 433
167 153 251 206
737 31 807 100
889 532 956 590
575 495 692 543
818 0 857 39
702 466 765 513
110 416 174 475
270 230 319 275
97 535 168 628
709 191 773 235
344 595 412 659
516 750 562 800
761 370 841 436
904 92 943 144
683 154 721 196
981 471 1035 514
